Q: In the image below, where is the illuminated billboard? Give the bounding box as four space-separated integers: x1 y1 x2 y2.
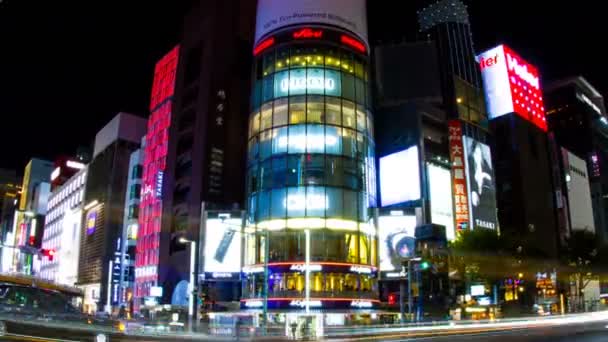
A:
254 0 368 46
86 210 97 235
274 68 341 97
463 137 498 230
478 44 547 131
448 121 470 230
378 214 417 272
427 163 455 241
204 216 242 278
379 146 421 207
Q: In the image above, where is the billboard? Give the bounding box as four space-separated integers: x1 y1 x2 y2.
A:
379 146 421 207
448 121 470 230
463 137 498 230
204 216 242 278
255 0 368 46
378 214 417 272
562 149 595 233
478 44 547 131
427 163 455 241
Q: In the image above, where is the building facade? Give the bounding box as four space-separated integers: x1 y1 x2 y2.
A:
135 0 256 309
12 158 53 275
78 112 146 314
545 77 608 243
39 167 87 285
241 0 379 314
118 144 143 313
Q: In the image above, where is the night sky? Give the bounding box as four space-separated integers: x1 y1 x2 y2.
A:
0 1 605 173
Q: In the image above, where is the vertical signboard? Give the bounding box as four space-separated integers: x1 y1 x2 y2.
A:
427 163 455 240
448 120 470 231
463 137 498 230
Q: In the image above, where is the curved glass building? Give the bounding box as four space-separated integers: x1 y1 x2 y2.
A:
242 0 378 312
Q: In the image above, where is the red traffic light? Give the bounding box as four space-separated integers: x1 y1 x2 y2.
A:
388 294 396 305
41 248 56 261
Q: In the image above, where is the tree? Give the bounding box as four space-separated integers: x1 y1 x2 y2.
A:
561 230 601 312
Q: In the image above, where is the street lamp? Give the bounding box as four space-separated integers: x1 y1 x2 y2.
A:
179 237 197 331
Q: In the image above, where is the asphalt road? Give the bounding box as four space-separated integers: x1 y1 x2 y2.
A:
342 321 608 342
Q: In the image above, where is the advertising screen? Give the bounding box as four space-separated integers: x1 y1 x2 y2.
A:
204 217 242 276
379 146 421 207
255 0 368 46
86 210 97 235
378 214 417 271
477 44 547 131
274 68 341 98
562 148 595 233
427 163 455 241
463 137 498 230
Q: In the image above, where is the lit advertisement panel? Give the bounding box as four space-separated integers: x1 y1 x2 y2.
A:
562 149 595 233
204 217 242 278
478 44 547 131
379 146 421 207
86 209 97 235
274 68 341 98
463 137 498 230
427 163 455 241
448 121 470 230
255 0 368 46
378 214 416 272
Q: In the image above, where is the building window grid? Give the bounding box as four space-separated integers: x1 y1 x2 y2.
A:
247 44 376 225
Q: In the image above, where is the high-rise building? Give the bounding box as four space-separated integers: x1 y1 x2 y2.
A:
0 169 21 273
372 0 496 315
118 142 143 314
12 158 53 275
134 0 256 309
241 0 378 317
545 77 608 243
78 112 146 314
478 45 558 258
49 156 87 191
39 167 87 285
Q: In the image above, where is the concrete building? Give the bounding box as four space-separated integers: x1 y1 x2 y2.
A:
77 112 146 314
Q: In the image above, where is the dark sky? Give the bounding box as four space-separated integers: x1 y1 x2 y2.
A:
0 1 605 173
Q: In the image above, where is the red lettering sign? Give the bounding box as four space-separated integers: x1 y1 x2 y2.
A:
448 120 470 231
293 28 323 39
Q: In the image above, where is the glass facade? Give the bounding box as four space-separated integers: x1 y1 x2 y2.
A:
244 32 378 304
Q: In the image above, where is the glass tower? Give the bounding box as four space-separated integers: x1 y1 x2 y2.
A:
242 22 379 311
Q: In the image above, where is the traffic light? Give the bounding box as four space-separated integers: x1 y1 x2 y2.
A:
388 294 396 306
40 249 56 261
419 261 430 270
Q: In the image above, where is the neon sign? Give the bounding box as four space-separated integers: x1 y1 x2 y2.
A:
253 37 275 56
289 300 322 308
350 300 373 308
280 76 335 93
341 34 366 53
283 193 329 211
349 265 372 274
289 264 323 272
293 28 323 39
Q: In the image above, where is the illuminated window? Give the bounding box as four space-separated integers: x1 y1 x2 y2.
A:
260 103 273 131
273 98 288 127
342 101 356 128
289 96 306 124
326 97 341 126
307 96 324 123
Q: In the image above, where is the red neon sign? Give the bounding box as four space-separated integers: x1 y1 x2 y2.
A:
253 37 275 56
341 34 366 53
293 28 323 39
